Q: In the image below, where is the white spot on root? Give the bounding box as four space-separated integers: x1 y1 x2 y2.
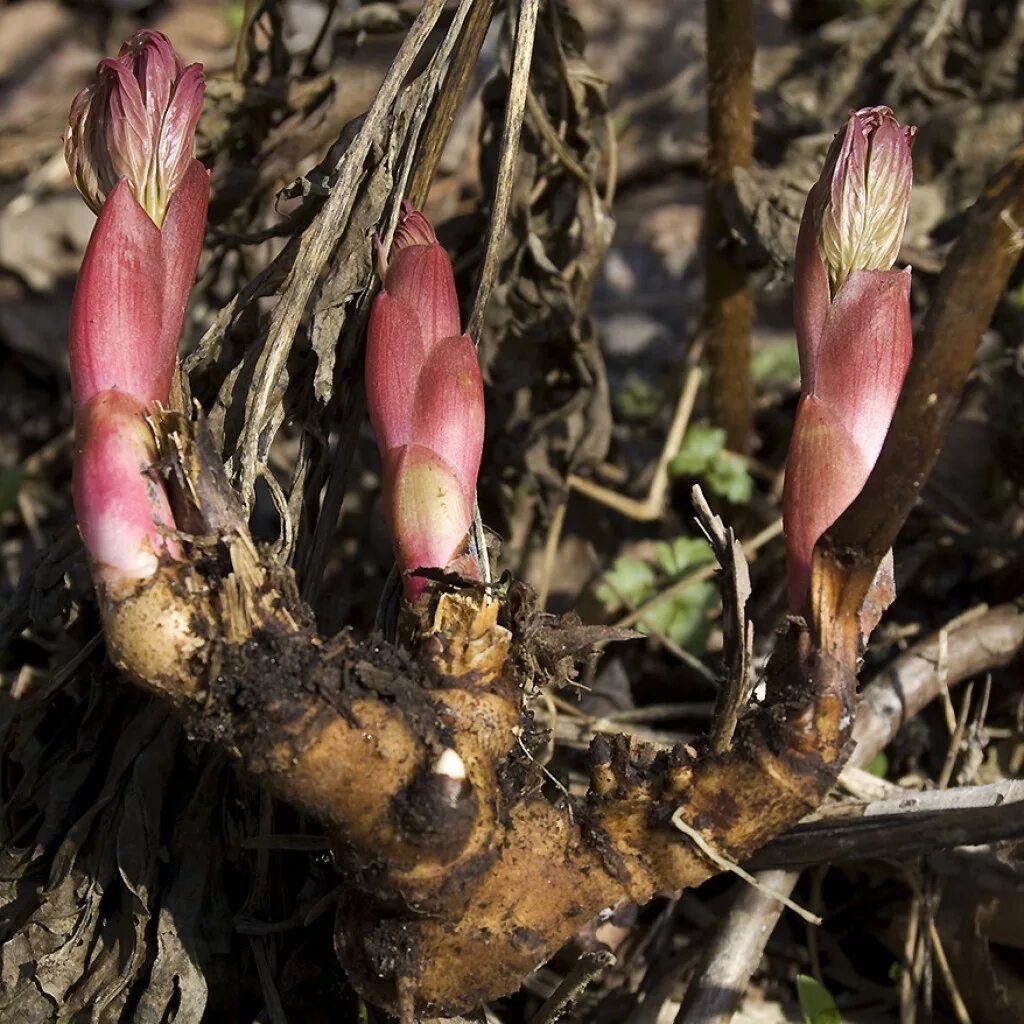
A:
433 747 466 781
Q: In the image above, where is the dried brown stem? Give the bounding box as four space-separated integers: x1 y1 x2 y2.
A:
466 0 540 338
704 0 755 452
847 604 1024 768
673 869 796 1024
749 780 1024 870
530 950 617 1024
692 486 753 753
407 0 496 208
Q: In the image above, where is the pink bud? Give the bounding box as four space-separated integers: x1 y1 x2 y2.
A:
73 391 178 591
794 106 915 384
411 335 486 495
156 159 210 367
66 32 208 589
393 205 438 249
365 293 425 454
381 209 461 347
69 179 166 406
366 205 485 601
65 29 205 228
817 106 915 294
784 108 915 612
69 161 209 409
792 209 831 392
811 269 912 464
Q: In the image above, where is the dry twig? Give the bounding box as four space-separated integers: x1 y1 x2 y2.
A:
691 485 754 753
749 780 1024 869
466 0 540 338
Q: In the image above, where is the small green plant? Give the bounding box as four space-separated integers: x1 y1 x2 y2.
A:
796 974 842 1024
225 0 247 34
596 536 717 648
614 375 664 421
669 424 754 504
752 339 801 385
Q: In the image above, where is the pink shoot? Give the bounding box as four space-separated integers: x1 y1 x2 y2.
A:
66 30 208 592
366 206 485 603
783 107 916 612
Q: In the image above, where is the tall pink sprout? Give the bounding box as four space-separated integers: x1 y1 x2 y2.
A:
66 30 208 591
783 107 916 612
365 205 485 603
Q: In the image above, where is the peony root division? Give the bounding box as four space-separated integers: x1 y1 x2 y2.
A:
98 413 858 1015
66 35 899 1019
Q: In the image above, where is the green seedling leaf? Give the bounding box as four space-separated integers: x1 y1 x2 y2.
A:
866 752 889 778
670 425 754 505
669 425 726 476
706 452 754 504
752 340 801 384
595 557 657 612
598 532 720 651
639 581 716 649
653 536 714 577
796 974 842 1024
615 376 664 421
